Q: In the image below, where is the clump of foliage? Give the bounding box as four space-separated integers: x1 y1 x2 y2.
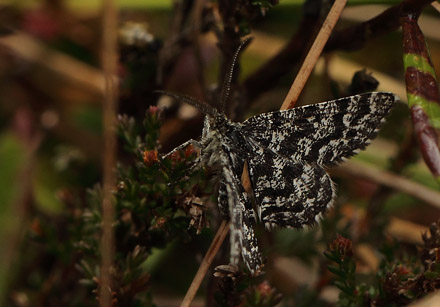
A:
324 223 440 306
76 106 215 305
213 265 282 306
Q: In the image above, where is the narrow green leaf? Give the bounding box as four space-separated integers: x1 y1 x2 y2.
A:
407 94 440 129
327 265 346 278
403 53 436 77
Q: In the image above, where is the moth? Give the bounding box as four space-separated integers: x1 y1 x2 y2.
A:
160 42 397 275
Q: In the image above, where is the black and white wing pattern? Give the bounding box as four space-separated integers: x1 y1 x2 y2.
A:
244 138 335 230
241 92 396 166
222 162 263 273
218 92 395 273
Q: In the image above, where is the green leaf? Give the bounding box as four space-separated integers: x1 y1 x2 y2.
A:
333 281 353 295
32 161 64 214
323 251 340 262
0 133 27 305
407 94 440 130
424 270 439 280
327 265 346 278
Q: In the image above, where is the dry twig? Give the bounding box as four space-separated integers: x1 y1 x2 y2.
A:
99 0 118 305
191 0 208 100
180 220 230 307
0 32 105 96
432 1 440 14
333 160 440 209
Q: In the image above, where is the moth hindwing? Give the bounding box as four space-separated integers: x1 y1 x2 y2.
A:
164 91 397 275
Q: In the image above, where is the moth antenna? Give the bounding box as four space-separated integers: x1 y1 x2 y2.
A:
155 90 219 117
220 37 253 112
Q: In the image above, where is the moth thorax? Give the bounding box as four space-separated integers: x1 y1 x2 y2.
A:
200 116 227 169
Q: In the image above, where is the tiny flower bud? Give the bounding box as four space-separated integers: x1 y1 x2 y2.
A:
148 105 159 116
184 144 197 158
257 281 273 297
330 234 353 261
143 150 159 166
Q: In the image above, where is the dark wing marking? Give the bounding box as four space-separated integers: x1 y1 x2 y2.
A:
241 92 397 166
222 163 263 275
217 179 229 219
245 139 336 230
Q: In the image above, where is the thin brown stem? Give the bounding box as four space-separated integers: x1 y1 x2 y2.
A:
0 32 105 96
332 160 440 209
432 1 440 13
280 0 348 110
99 0 118 305
192 0 208 100
325 0 434 52
365 130 418 223
180 220 230 307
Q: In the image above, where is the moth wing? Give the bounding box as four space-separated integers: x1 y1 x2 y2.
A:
222 163 263 274
217 179 230 219
246 141 336 229
241 92 396 166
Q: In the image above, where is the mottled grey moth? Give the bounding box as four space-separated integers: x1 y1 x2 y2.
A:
160 43 397 275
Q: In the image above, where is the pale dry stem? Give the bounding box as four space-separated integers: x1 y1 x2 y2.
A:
180 220 230 307
99 0 118 305
333 160 440 209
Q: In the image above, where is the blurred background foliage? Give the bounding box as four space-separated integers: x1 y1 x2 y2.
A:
1 0 440 306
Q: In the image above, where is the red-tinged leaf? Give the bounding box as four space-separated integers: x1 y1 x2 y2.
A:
411 106 440 179
401 14 440 184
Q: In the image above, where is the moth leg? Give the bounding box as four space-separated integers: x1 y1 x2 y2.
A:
162 139 204 182
162 139 201 159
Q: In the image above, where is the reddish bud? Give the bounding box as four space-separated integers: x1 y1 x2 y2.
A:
30 218 43 236
184 144 198 158
394 265 410 276
148 106 159 116
167 144 198 165
436 248 440 262
330 234 353 261
152 217 166 229
168 151 182 164
143 150 159 166
257 281 273 297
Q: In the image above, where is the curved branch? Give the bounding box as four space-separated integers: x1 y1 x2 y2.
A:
324 5 401 52
332 160 440 209
243 0 434 107
325 0 433 52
